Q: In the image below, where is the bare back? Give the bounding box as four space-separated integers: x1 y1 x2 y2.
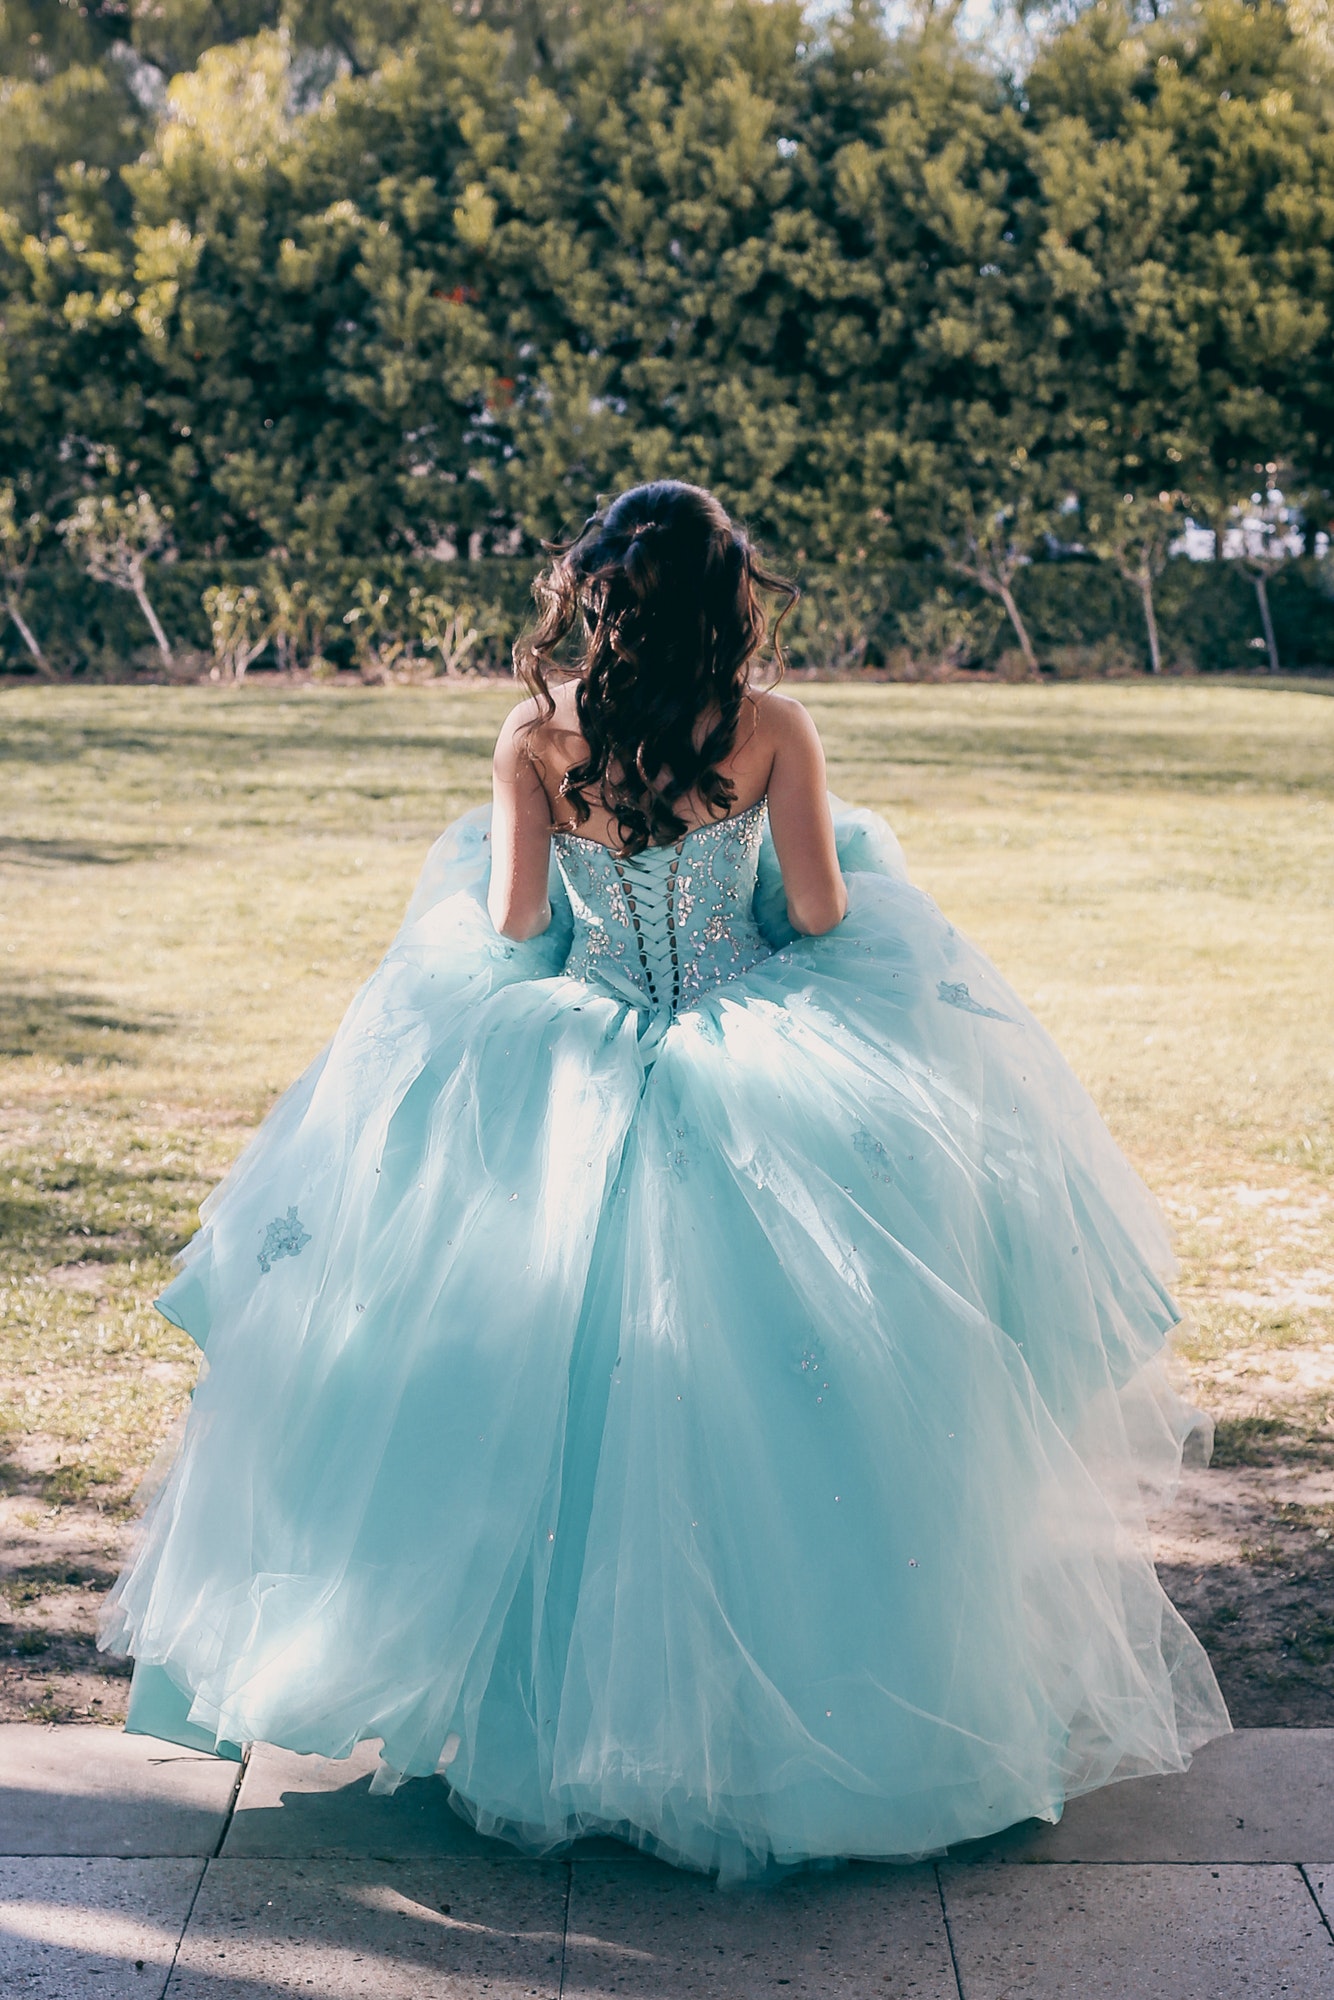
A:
528 682 773 844
488 682 848 942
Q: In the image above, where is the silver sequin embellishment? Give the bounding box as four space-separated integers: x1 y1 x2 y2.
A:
554 799 771 1016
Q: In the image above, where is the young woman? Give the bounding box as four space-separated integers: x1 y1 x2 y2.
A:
103 480 1229 1879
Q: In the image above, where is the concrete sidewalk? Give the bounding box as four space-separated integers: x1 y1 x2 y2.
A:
0 1726 1330 1997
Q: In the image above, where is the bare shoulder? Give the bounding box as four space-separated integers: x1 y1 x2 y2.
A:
749 689 824 757
751 687 817 734
493 696 545 772
500 694 545 735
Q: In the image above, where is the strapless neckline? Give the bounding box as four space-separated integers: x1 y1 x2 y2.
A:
551 795 768 853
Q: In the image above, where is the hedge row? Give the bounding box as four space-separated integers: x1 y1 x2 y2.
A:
4 554 1333 680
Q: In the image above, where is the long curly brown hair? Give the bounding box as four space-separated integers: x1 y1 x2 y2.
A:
514 481 798 855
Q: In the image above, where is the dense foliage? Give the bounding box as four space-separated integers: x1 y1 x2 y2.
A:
2 0 1332 676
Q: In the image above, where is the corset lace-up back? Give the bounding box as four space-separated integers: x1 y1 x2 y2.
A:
553 797 771 1015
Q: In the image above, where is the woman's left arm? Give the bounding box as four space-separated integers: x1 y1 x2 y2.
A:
487 706 554 941
765 697 848 936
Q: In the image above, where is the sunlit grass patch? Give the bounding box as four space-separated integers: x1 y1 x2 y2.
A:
3 679 1330 1481
2 678 1332 1722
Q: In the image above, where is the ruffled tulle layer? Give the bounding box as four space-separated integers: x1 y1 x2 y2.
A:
101 799 1229 1878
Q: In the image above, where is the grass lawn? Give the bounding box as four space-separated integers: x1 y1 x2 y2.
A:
2 680 1331 1726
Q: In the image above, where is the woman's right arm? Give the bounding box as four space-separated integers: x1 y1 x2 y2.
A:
487 705 554 941
763 696 848 936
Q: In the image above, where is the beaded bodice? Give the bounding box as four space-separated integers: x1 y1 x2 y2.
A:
553 798 772 1016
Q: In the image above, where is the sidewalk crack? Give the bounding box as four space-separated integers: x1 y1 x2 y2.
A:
556 1857 572 1998
161 1855 209 1999
212 1745 247 1859
161 1747 246 1996
1299 1864 1334 1948
934 1861 966 2000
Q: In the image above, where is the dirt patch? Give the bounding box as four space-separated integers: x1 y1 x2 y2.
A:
0 1475 135 1724
1153 1444 1334 1725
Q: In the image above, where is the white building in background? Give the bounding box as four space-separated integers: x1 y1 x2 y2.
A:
1175 521 1219 561
1175 489 1327 562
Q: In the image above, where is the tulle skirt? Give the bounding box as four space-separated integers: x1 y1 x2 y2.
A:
101 799 1230 1879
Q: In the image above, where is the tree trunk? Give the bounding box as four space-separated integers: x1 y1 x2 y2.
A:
234 633 269 683
130 561 174 665
1137 565 1163 674
994 580 1039 674
1253 571 1280 674
946 552 1038 674
6 596 55 677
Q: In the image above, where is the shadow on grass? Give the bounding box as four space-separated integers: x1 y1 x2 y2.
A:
0 1139 203 1276
824 720 1334 796
0 1183 197 1274
8 687 1333 813
0 709 497 774
1210 1416 1328 1467
0 1557 119 1602
0 835 180 868
0 1452 127 1511
0 979 173 1066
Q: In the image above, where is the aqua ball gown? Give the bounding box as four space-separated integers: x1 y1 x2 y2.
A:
101 793 1230 1878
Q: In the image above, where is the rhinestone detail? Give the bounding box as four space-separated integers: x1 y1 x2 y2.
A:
554 798 770 1016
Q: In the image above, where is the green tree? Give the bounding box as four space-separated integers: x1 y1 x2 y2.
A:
459 0 815 545
1078 489 1185 675
0 481 51 674
111 20 510 560
1028 0 1334 573
814 22 1064 660
3 0 1333 681
203 580 272 679
57 488 177 665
